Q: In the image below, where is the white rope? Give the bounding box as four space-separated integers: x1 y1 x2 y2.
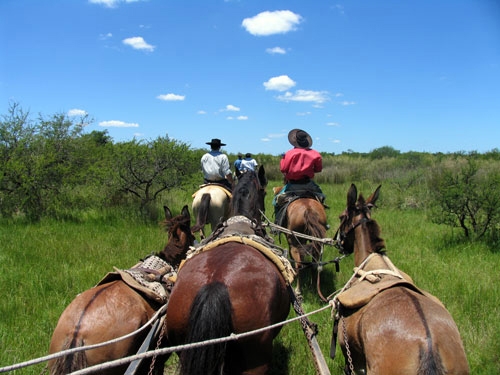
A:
69 302 335 375
261 211 337 245
0 304 167 374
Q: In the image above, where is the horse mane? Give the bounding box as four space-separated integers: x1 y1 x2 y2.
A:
366 219 386 253
158 206 195 268
231 170 261 221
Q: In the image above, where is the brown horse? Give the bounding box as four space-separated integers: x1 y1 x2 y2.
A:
332 184 469 375
274 186 328 300
48 205 195 375
166 166 292 375
191 184 231 239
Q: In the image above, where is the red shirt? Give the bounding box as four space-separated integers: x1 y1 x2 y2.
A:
280 147 322 181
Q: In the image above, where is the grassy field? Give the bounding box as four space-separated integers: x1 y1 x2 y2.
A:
1 181 499 374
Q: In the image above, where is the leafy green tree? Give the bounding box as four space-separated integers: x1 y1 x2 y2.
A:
0 102 89 220
112 136 198 216
429 157 500 239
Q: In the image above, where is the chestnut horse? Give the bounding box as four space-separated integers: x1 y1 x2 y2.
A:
274 187 328 300
332 184 469 374
48 205 195 375
166 166 292 375
192 184 231 238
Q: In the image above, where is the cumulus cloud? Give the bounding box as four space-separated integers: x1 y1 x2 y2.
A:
122 36 155 52
236 116 248 120
157 93 185 101
276 90 329 104
266 47 286 55
99 120 139 128
242 10 303 36
67 109 87 117
263 75 296 92
197 110 207 115
89 0 144 8
224 104 240 112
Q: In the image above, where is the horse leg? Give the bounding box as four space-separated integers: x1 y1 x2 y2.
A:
289 240 303 299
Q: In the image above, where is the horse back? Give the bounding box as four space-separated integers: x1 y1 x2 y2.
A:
49 280 156 375
343 286 469 374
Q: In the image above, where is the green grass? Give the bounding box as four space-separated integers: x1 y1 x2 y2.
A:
0 182 499 374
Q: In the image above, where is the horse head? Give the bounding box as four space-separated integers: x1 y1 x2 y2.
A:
159 205 195 268
337 184 385 259
231 165 267 221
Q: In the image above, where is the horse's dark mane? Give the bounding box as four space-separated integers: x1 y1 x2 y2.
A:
366 219 386 253
231 170 261 221
158 212 194 268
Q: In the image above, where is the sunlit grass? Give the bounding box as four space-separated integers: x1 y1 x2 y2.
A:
0 182 499 374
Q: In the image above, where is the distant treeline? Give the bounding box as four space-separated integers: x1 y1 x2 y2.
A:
2 102 500 241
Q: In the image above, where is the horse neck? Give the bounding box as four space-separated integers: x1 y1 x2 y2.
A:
353 224 376 267
159 232 193 268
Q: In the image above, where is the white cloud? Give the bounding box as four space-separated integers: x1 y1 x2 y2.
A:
224 104 240 112
263 75 296 92
99 120 139 128
297 111 311 116
157 93 185 101
197 110 207 115
340 100 356 106
277 90 329 104
89 0 145 8
122 37 155 52
266 47 286 55
237 116 248 120
242 10 303 36
67 109 87 117
99 32 113 40
327 122 340 127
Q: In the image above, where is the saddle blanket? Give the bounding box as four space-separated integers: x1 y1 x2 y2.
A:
337 253 444 309
180 218 296 285
97 255 177 304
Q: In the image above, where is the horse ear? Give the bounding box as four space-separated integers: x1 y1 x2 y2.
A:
347 184 357 209
181 205 190 221
366 185 381 207
164 205 173 220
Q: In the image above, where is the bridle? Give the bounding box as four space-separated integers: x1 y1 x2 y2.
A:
334 207 373 255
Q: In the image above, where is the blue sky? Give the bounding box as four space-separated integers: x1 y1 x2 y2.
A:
1 0 499 155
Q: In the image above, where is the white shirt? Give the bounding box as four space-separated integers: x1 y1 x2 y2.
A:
240 157 258 172
201 151 232 180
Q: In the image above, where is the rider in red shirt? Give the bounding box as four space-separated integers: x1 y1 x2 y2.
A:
279 129 324 198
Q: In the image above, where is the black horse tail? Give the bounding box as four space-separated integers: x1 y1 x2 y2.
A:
48 338 88 375
180 281 233 375
417 346 446 375
192 193 211 234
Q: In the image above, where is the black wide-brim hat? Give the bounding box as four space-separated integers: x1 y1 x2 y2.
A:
206 138 226 147
288 129 312 148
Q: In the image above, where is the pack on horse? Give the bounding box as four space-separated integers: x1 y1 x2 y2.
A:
273 185 329 301
166 166 294 375
330 184 469 375
48 205 195 375
191 184 231 239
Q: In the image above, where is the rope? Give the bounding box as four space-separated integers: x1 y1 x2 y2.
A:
261 211 337 246
0 304 167 374
69 302 336 375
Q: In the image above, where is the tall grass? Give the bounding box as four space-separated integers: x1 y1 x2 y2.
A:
0 181 498 374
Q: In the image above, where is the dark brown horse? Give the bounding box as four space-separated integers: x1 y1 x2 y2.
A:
332 184 469 374
48 205 195 375
166 166 292 375
274 186 328 300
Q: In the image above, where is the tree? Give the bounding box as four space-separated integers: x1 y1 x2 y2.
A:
113 136 198 216
429 157 500 239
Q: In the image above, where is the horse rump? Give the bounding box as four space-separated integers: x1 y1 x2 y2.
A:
48 338 88 375
180 281 233 375
192 193 211 233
